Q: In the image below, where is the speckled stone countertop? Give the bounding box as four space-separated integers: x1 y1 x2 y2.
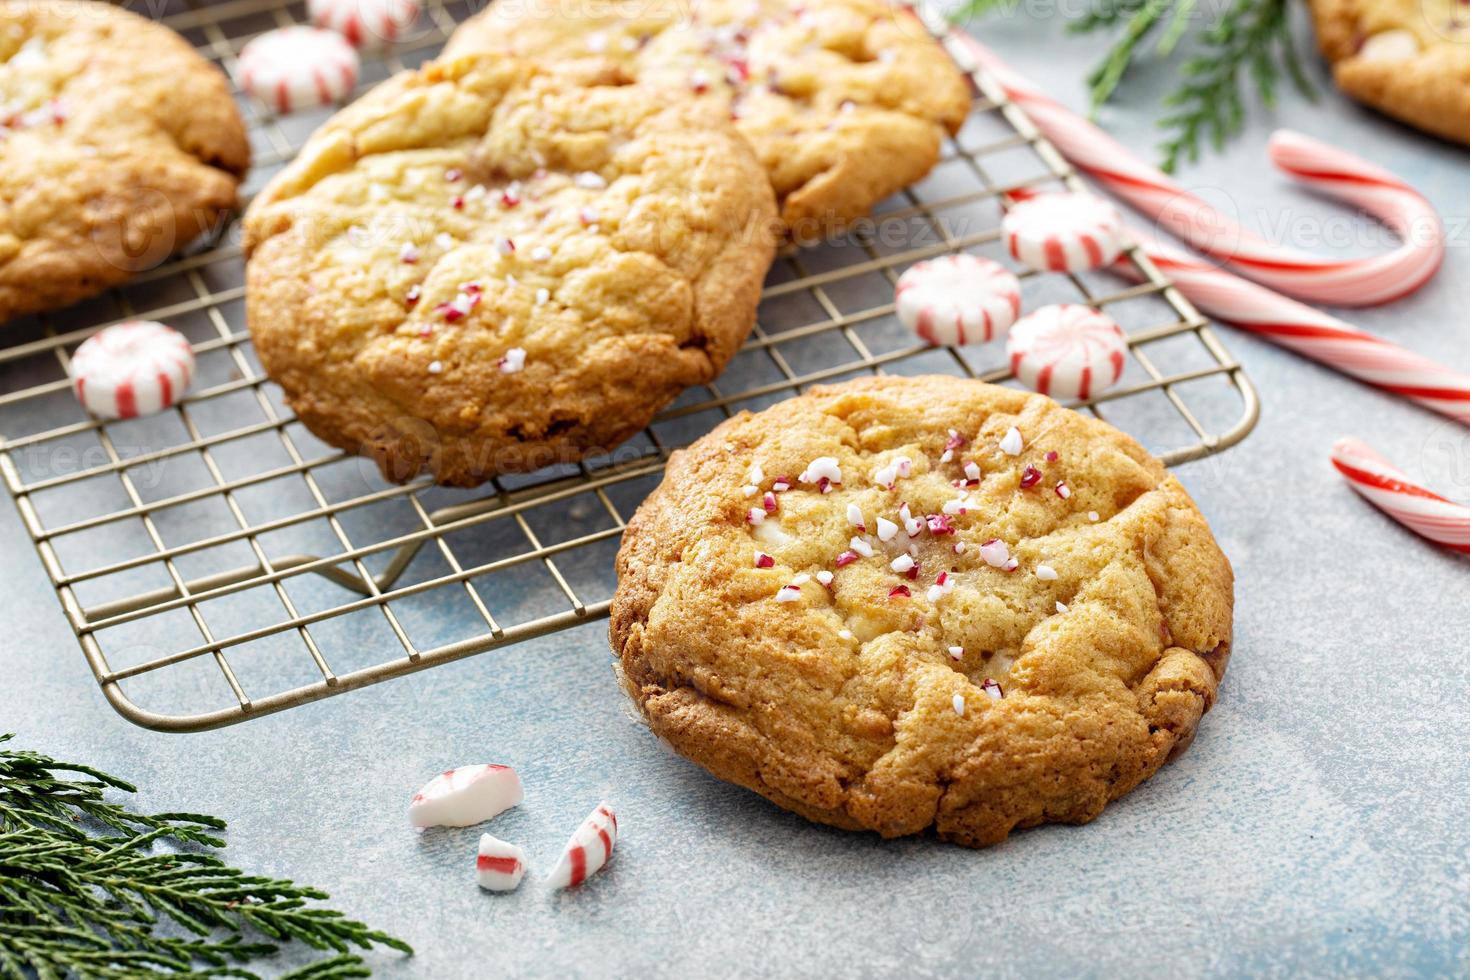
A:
3 11 1468 978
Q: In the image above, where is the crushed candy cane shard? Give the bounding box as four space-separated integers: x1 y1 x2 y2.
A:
890 554 915 574
846 504 865 529
849 537 874 558
1002 191 1124 272
547 803 617 889
876 517 899 542
981 678 1004 699
1036 564 1058 581
476 833 526 892
409 764 523 829
70 321 195 420
775 585 802 602
978 539 1010 568
895 254 1022 345
952 694 966 716
799 456 842 486
999 427 1024 456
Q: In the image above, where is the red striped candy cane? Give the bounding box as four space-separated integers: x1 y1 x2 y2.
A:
954 36 1444 307
1125 232 1470 426
1330 439 1470 553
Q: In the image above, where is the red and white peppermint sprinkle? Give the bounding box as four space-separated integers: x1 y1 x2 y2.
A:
409 764 522 829
496 237 516 256
952 694 966 716
434 231 455 250
898 502 921 537
427 360 442 375
398 243 420 263
1056 601 1069 613
815 570 834 587
889 585 911 598
1036 564 1057 581
534 288 550 306
775 584 802 602
947 646 963 660
875 517 899 542
475 833 526 892
1020 465 1043 488
942 496 969 516
499 348 526 374
1003 191 1123 272
981 678 1004 699
742 484 758 497
574 171 608 190
310 0 418 49
849 537 874 558
747 507 766 525
547 803 617 890
237 27 358 114
579 206 600 226
70 321 194 420
847 504 866 530
1055 481 1071 499
926 514 955 535
890 554 915 574
999 426 1024 456
762 491 778 513
754 551 774 568
1007 304 1127 401
835 550 860 567
1088 511 1100 522
953 541 967 555
978 538 1010 568
895 254 1022 346
530 246 552 261
772 477 791 492
963 461 981 482
799 456 842 486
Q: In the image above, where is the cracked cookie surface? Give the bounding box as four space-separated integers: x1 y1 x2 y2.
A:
244 54 776 486
0 0 248 322
611 376 1233 847
444 0 971 239
1309 0 1470 145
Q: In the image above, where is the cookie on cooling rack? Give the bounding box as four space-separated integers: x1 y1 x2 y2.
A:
243 54 777 487
611 375 1233 847
0 1 249 323
1309 0 1470 146
443 0 972 239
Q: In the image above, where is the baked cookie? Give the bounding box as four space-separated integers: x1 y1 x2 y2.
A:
0 1 249 322
1310 0 1470 146
444 0 972 239
244 54 776 486
611 376 1233 846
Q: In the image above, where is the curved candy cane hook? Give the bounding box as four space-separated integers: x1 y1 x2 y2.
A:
958 36 1445 307
1331 439 1470 553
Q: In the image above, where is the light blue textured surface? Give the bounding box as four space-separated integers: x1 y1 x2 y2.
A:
4 10 1469 978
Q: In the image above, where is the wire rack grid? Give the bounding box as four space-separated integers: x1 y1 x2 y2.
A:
0 0 1258 732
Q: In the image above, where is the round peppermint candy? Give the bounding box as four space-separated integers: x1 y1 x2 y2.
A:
309 0 420 49
894 254 1021 346
1006 304 1127 401
70 320 195 419
1003 192 1124 273
237 27 359 114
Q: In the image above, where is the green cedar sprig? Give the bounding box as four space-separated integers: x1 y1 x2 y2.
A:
0 734 412 978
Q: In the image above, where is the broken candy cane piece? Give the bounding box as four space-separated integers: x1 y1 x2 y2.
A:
476 833 527 892
547 802 617 889
409 764 523 829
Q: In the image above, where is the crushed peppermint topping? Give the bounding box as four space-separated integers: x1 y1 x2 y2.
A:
427 360 443 374
465 184 487 202
1056 600 1069 613
1036 564 1057 581
747 507 766 526
1055 481 1071 499
1088 511 1101 522
871 464 898 488
690 69 712 92
444 167 463 182
500 187 521 208
399 243 420 263
964 461 981 482
945 430 968 452
888 585 911 598
579 207 600 226
772 478 791 492
574 171 607 190
434 232 454 250
953 541 967 554
1000 426 1024 456
849 537 874 558
846 504 866 530
1002 556 1019 571
838 629 854 640
979 538 1010 568
585 31 608 51
747 463 765 485
741 485 758 497
762 491 778 514
405 284 421 307
948 646 963 660
530 246 552 261
815 570 834 587
499 347 527 373
1046 451 1059 462
791 573 810 586
894 456 913 478
981 678 1004 699
535 287 550 306
835 550 860 567
952 694 966 716
496 237 515 256
898 502 921 537
1020 465 1043 488
942 496 969 516
754 551 775 568
890 554 915 574
799 456 842 486
926 514 955 535
876 517 899 542
775 584 802 602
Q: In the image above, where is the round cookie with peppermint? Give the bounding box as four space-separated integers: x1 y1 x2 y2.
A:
244 54 777 486
611 375 1233 847
443 0 972 239
0 1 249 323
1309 0 1470 146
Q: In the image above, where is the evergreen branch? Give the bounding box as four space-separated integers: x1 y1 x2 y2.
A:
0 735 412 978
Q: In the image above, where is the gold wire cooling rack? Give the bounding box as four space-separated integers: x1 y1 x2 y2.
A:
0 0 1258 732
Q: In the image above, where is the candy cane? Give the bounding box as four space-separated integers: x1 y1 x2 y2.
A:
1330 439 1470 553
1127 232 1470 426
954 35 1444 307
